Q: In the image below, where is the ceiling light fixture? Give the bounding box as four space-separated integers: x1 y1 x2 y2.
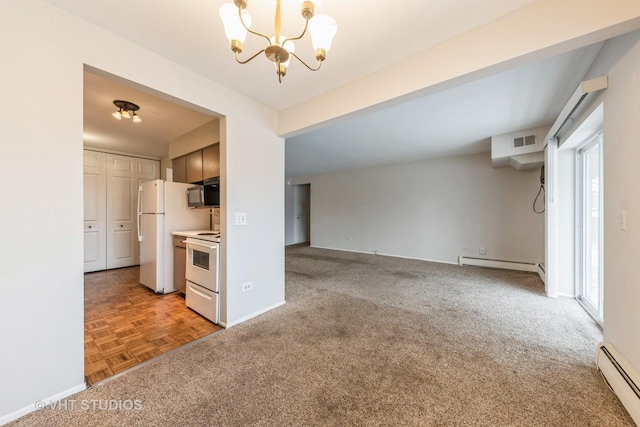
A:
112 100 142 123
218 0 337 83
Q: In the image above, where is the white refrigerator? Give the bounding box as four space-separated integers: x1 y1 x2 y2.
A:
137 180 210 293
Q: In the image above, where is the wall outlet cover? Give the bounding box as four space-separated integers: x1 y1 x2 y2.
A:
235 212 247 226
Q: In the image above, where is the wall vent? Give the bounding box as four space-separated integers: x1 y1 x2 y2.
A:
513 134 536 148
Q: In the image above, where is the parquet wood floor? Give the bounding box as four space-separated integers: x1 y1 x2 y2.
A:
84 266 222 385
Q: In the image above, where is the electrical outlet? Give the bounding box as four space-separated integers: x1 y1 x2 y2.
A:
235 212 247 226
241 281 253 293
479 247 486 255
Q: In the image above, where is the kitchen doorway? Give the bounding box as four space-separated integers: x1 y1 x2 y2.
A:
82 66 224 384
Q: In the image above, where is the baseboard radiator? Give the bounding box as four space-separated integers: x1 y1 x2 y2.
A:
458 256 538 273
596 343 640 425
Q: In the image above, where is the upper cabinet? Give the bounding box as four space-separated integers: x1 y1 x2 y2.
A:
172 156 186 183
186 150 203 183
168 119 220 184
172 143 220 184
202 144 220 179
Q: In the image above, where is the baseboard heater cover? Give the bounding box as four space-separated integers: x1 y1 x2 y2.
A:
596 342 640 425
458 256 538 273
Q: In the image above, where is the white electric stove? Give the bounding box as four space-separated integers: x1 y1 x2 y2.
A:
172 230 220 324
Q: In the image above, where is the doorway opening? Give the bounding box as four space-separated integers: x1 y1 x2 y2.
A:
82 66 224 384
293 184 311 244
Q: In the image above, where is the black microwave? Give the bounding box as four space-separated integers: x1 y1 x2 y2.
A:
187 177 220 208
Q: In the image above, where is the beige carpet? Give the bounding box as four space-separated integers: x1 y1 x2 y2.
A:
10 245 634 426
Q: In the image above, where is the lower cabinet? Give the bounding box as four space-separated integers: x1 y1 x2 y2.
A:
173 235 187 294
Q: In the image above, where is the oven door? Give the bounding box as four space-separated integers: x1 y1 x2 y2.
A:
186 281 219 324
185 238 219 292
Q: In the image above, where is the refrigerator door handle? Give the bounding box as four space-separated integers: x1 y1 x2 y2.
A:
137 213 143 242
137 185 143 215
137 185 143 242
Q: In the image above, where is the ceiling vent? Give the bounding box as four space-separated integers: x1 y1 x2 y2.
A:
513 135 536 148
491 125 550 170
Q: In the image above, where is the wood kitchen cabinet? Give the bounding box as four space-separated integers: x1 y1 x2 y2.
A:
186 151 203 183
173 235 187 294
202 144 220 179
172 144 220 183
172 155 187 183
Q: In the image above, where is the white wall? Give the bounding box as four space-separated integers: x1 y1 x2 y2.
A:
297 153 544 265
0 1 284 423
168 119 220 160
581 30 640 374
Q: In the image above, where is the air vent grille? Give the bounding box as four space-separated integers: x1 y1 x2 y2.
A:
513 134 536 148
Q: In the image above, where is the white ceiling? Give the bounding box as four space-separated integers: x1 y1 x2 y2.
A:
46 1 606 175
83 70 217 158
285 43 603 176
46 0 538 110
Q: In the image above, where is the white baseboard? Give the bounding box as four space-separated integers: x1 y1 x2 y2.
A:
310 245 459 266
537 263 546 283
222 300 286 329
458 256 538 273
0 382 86 426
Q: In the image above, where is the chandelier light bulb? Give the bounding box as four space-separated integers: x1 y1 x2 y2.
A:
309 14 337 54
121 110 131 119
219 3 251 44
112 110 122 120
132 113 142 123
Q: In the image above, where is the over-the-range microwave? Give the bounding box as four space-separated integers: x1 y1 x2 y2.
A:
187 177 220 208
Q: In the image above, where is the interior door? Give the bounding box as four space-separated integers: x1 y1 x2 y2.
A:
83 151 107 272
107 154 137 269
293 184 311 244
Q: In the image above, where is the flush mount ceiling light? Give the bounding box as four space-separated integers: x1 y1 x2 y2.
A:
111 100 142 123
219 0 337 83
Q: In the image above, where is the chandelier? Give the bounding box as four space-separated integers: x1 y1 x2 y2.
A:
218 0 337 83
111 100 142 123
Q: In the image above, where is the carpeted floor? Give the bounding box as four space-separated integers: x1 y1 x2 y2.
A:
10 245 634 426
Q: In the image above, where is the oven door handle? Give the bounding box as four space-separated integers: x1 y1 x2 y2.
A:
188 283 214 300
186 240 217 250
